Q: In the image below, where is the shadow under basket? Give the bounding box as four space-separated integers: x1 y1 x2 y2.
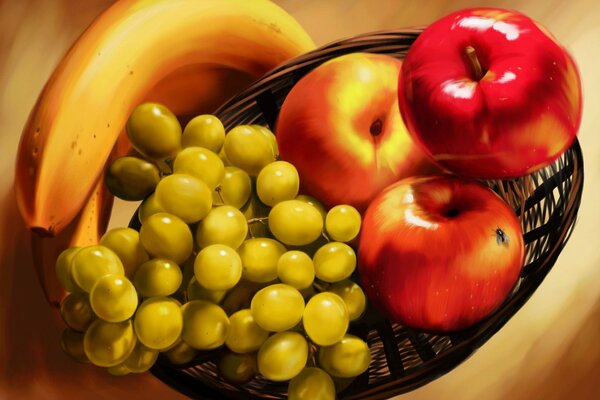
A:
144 29 584 399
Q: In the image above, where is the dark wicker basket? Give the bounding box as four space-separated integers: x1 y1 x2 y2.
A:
145 29 584 399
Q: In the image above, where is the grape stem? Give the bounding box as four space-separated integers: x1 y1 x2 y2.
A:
321 230 331 242
247 217 269 225
214 185 225 205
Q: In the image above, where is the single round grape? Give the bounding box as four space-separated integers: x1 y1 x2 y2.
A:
303 292 349 346
250 124 279 158
318 334 371 378
89 274 138 322
220 283 254 315
223 125 277 176
213 166 252 209
219 352 257 384
328 280 366 321
61 328 88 363
84 319 136 367
105 156 161 201
163 340 198 365
288 368 336 400
256 161 299 206
126 102 182 161
195 206 248 249
269 200 323 246
182 114 225 152
61 292 94 332
238 238 286 282
173 146 225 190
277 251 314 290
100 227 149 278
325 205 361 242
194 244 242 291
154 174 212 223
134 259 182 297
313 242 356 283
106 364 130 376
71 245 125 292
138 194 164 225
139 212 193 264
56 247 82 293
123 342 159 373
257 331 308 381
134 297 183 350
251 283 304 332
295 195 327 222
181 300 229 350
226 309 269 353
187 277 227 303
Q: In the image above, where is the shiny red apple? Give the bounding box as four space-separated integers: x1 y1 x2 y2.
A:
276 52 436 211
398 8 583 178
358 175 525 332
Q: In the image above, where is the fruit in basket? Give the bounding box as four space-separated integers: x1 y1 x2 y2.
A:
303 292 349 346
318 334 371 378
276 52 435 211
358 175 525 332
181 300 230 350
268 200 324 246
105 156 161 201
83 319 137 367
223 125 278 176
288 367 336 400
398 8 583 178
257 331 308 381
182 114 226 152
251 283 305 332
134 297 183 350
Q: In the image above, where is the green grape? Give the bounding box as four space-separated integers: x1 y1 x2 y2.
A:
303 292 349 346
220 283 255 315
106 364 130 376
123 342 159 373
173 147 225 190
325 205 361 242
225 309 269 353
71 245 125 292
182 114 225 152
134 259 182 297
134 297 183 350
195 205 248 249
154 174 212 223
238 238 286 283
328 280 366 321
100 227 149 278
242 193 271 238
318 334 371 378
181 300 229 350
137 193 164 224
56 247 82 293
187 277 227 303
60 292 94 332
250 124 278 158
213 166 252 209
313 242 356 282
126 102 181 161
105 156 161 201
89 274 138 322
269 200 323 246
61 328 89 363
277 251 314 290
84 319 136 367
194 244 242 291
139 212 193 264
163 340 198 365
295 194 327 222
256 161 299 206
251 283 304 332
257 331 308 381
223 125 277 176
288 368 336 400
219 352 257 384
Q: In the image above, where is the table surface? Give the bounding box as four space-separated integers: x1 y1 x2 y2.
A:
1 1 599 399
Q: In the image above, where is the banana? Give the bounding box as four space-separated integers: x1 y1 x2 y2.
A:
16 0 315 236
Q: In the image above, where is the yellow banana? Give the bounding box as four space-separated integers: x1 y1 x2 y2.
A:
16 0 315 236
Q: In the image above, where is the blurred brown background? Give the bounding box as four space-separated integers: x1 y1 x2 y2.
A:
1 0 599 399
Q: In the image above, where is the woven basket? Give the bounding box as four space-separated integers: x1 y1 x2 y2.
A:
140 29 584 399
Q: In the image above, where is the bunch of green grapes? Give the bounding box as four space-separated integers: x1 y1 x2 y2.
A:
57 103 372 397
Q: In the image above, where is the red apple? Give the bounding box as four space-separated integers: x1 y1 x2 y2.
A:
276 52 436 211
398 8 583 178
358 175 524 332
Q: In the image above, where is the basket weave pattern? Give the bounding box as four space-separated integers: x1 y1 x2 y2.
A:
147 29 584 400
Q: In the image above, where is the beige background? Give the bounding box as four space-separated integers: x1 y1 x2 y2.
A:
1 0 600 399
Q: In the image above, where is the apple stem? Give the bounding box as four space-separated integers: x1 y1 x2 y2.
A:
465 46 484 81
